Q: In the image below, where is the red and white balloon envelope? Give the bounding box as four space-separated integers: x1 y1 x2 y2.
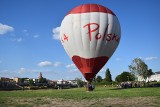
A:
60 4 121 82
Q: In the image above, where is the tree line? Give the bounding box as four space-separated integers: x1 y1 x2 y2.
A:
94 58 155 85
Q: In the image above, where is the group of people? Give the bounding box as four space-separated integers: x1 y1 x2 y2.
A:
117 81 142 89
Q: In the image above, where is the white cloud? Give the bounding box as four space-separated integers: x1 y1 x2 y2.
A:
0 60 2 63
33 34 39 38
66 64 76 68
66 63 79 73
38 61 62 67
136 56 158 61
68 68 79 73
19 68 26 74
145 57 158 61
0 23 14 35
53 62 62 67
52 27 60 40
38 61 53 67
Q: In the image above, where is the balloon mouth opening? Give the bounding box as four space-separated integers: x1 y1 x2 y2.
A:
72 55 109 81
83 73 96 81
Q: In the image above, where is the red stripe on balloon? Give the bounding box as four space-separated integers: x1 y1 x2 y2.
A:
72 55 109 81
67 4 115 16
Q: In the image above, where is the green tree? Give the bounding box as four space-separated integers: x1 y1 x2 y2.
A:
115 74 122 82
29 79 34 86
146 69 154 80
115 71 135 82
105 68 112 82
75 78 83 87
129 58 150 81
96 75 103 83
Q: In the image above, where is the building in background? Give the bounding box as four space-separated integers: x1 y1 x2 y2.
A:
138 71 160 82
13 77 21 83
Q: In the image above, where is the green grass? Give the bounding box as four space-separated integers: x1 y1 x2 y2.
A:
0 87 159 99
0 87 160 106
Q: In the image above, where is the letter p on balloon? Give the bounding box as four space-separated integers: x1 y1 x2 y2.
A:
83 23 99 41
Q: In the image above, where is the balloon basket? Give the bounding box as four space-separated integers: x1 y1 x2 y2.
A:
86 80 95 91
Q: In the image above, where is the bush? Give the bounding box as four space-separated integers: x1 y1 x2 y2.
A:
29 86 39 90
148 81 160 87
93 81 118 87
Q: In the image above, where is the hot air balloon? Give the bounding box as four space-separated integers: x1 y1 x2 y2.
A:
60 4 121 85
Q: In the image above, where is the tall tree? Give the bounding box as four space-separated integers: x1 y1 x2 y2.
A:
96 75 102 83
105 68 112 82
129 58 149 81
146 69 154 80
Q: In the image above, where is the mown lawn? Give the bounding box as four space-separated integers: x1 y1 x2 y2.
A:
0 87 160 107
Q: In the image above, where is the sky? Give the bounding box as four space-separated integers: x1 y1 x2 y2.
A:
0 0 160 80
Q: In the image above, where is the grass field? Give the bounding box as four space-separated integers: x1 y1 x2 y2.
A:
0 87 160 107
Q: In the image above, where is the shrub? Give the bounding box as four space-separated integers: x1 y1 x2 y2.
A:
148 81 160 87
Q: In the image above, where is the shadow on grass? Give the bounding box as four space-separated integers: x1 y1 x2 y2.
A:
109 88 126 90
109 88 137 90
109 86 160 90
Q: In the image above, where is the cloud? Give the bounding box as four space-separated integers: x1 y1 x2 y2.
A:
0 60 2 63
68 68 79 73
38 61 62 67
33 34 39 38
12 38 23 42
52 27 60 40
145 57 158 61
66 64 76 68
38 61 53 67
66 63 79 73
53 62 62 67
0 23 14 35
19 68 26 74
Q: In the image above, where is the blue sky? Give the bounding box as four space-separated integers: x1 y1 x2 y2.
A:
0 0 160 80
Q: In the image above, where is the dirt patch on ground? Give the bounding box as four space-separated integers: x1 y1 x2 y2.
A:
6 97 158 107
